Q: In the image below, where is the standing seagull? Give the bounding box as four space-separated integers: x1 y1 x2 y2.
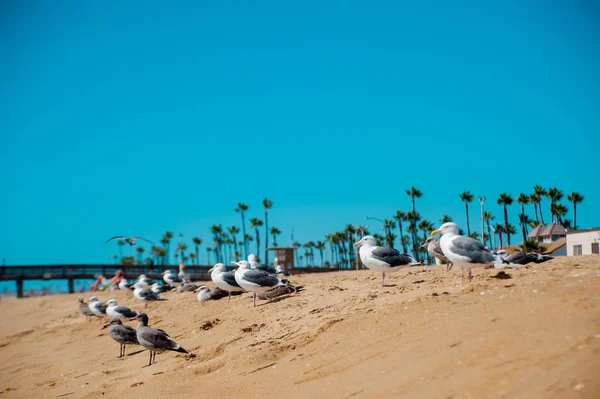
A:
162 270 182 286
131 313 188 367
354 236 421 287
422 236 453 271
78 298 96 321
233 260 286 307
209 263 245 301
431 222 506 285
133 282 166 308
248 254 283 274
88 296 108 318
103 318 139 359
106 299 139 320
137 274 154 288
104 236 154 246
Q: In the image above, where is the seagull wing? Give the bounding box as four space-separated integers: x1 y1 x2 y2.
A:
104 236 127 244
371 247 419 266
132 236 154 244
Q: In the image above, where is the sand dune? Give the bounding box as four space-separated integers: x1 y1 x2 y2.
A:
1 255 599 398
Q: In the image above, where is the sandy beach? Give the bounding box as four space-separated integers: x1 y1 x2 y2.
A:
1 255 599 398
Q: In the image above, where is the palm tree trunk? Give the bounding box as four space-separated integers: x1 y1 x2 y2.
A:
396 221 407 253
487 222 492 248
465 203 470 235
241 214 247 258
533 202 539 223
255 229 260 258
264 211 269 264
538 199 545 224
574 204 577 229
503 206 511 246
195 246 199 265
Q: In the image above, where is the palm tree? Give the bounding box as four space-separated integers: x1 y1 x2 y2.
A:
405 186 422 258
210 225 223 262
562 219 573 230
553 203 568 224
497 193 513 246
516 193 530 218
189 253 197 264
192 237 202 265
249 218 263 258
469 231 480 240
372 233 385 247
393 210 408 253
262 198 274 263
315 240 326 267
546 187 563 223
404 210 421 260
303 242 313 266
163 231 173 264
270 226 281 247
518 213 532 243
459 191 474 235
533 185 547 224
382 219 396 248
157 247 167 264
482 211 495 248
567 191 584 229
529 193 540 223
418 220 434 264
494 222 505 248
206 247 212 264
136 247 144 265
440 214 453 224
176 242 188 263
235 203 249 258
506 223 516 245
117 240 125 259
228 226 240 261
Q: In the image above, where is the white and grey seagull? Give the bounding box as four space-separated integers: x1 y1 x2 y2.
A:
209 263 245 301
88 296 108 318
104 236 154 246
233 260 286 307
422 236 453 271
354 236 421 287
431 222 507 285
106 299 139 320
133 282 166 308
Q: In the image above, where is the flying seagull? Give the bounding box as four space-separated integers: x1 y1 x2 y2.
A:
354 236 421 287
431 222 507 285
104 236 154 246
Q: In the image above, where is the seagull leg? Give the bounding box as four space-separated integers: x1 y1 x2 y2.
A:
461 268 464 287
253 293 257 307
468 268 473 282
381 272 385 287
228 291 231 302
148 351 152 366
152 351 156 364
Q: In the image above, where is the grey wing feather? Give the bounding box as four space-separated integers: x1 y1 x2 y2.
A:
140 289 162 300
243 270 281 287
221 272 241 287
371 247 418 266
449 236 496 263
114 306 137 318
141 328 179 351
110 325 139 344
104 236 126 244
254 264 278 274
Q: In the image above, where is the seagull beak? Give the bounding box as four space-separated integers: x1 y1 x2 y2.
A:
421 242 427 248
431 229 441 235
231 261 240 266
101 323 109 329
129 317 137 321
208 267 214 273
353 242 361 247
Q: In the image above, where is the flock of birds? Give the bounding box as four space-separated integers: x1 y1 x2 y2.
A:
84 222 552 367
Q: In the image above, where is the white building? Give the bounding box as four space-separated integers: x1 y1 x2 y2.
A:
566 227 600 256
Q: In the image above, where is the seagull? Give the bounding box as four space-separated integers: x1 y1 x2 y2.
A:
196 286 230 303
133 282 165 308
104 236 154 246
499 251 553 265
88 296 108 318
248 254 283 274
106 299 139 320
151 283 171 294
78 298 96 321
131 313 188 367
422 236 453 271
431 222 507 285
162 270 182 286
256 284 298 301
137 274 154 288
103 318 139 359
118 278 133 290
209 263 245 301
354 236 421 287
178 282 199 293
233 260 286 307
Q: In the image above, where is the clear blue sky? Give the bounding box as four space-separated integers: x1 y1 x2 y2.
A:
1 0 598 265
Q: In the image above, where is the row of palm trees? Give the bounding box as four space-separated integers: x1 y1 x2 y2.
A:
113 186 584 267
